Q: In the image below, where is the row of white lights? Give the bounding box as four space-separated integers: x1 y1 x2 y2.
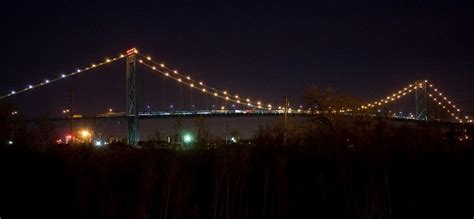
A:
0 54 125 100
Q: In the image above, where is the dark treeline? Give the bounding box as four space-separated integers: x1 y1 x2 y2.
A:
0 117 473 219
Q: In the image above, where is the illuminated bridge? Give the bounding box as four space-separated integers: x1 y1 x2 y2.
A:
1 48 471 144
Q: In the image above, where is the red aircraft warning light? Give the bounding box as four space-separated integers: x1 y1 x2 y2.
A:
126 48 138 55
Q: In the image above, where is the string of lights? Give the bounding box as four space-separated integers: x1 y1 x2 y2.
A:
135 52 273 110
426 92 465 123
0 53 125 100
427 83 465 114
137 59 272 110
359 81 419 110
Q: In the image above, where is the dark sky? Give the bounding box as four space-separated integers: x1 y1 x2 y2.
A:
1 0 473 116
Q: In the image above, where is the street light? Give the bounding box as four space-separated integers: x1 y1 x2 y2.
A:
80 130 91 138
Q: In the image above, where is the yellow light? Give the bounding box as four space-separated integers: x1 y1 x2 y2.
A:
199 82 203 85
187 76 191 80
92 64 96 67
237 100 240 103
178 79 182 82
80 130 91 138
190 84 194 87
235 95 239 98
246 98 250 102
174 70 178 74
214 93 218 96
160 63 165 67
225 96 229 100
147 56 151 60
106 58 111 62
202 88 206 92
257 101 261 105
139 60 143 63
152 66 156 70
165 73 169 76
120 54 124 58
223 91 227 95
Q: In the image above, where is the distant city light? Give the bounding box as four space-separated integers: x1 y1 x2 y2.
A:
7 140 13 145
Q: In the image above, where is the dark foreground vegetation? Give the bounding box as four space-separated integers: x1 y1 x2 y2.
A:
0 117 473 219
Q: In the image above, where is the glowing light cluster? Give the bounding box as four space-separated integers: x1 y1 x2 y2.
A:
0 52 126 100
136 53 273 110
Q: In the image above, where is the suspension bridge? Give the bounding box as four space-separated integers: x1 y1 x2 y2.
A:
1 48 471 145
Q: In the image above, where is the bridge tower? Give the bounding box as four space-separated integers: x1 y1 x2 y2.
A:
126 49 140 145
415 80 428 121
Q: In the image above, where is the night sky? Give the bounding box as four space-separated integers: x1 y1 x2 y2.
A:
1 1 473 116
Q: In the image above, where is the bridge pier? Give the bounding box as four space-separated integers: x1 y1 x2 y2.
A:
126 50 140 145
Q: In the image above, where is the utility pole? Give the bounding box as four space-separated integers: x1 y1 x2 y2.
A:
284 96 289 144
70 89 74 135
